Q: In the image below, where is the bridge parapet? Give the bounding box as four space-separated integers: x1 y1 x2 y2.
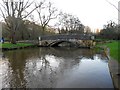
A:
39 34 94 40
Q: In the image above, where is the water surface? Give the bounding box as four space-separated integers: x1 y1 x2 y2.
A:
0 47 114 88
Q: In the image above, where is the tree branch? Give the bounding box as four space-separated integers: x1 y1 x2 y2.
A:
106 0 120 12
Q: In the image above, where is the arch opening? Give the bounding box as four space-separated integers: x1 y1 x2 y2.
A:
48 41 79 47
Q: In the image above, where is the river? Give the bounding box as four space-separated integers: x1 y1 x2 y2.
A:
0 47 114 88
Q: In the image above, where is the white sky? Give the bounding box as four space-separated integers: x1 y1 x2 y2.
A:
49 0 119 30
0 0 119 30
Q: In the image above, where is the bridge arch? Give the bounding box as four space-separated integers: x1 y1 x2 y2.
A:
48 40 79 47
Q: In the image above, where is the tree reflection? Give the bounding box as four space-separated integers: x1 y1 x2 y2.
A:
2 47 106 88
2 49 40 88
39 56 57 88
3 51 27 88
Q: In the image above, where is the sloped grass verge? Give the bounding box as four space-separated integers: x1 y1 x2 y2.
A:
0 42 35 50
96 41 119 63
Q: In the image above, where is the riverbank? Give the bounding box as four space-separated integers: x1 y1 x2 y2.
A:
96 40 119 63
0 42 36 51
95 40 120 90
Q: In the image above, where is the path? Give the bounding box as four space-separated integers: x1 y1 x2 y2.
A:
108 59 120 90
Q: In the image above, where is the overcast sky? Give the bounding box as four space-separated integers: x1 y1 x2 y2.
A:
49 0 119 30
0 0 119 30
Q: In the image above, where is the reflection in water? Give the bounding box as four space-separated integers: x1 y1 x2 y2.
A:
1 47 114 88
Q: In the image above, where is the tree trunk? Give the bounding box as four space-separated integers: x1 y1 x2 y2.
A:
42 27 45 36
21 30 24 40
11 31 16 44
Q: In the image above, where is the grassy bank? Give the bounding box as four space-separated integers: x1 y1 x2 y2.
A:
96 41 119 62
0 42 34 49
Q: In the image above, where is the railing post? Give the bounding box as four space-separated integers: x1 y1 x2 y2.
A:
38 36 42 46
91 36 95 40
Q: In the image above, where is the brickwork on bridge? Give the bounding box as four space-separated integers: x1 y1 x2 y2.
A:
38 34 96 48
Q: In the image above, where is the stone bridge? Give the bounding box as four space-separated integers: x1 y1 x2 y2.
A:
38 34 96 48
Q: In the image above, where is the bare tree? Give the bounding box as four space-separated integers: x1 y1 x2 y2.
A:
105 0 120 12
0 0 43 44
84 26 91 34
105 0 120 22
36 1 58 35
104 0 120 39
57 12 84 34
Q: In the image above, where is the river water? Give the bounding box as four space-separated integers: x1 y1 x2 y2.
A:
0 47 114 88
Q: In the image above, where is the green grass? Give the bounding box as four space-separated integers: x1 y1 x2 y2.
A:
96 41 119 62
0 42 34 49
